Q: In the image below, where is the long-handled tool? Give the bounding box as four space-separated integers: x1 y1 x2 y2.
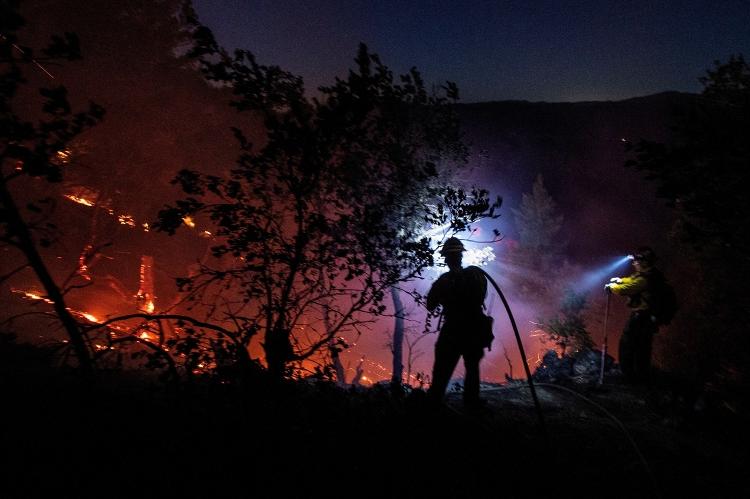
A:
599 291 611 385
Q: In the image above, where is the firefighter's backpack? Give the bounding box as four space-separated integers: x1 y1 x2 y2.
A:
648 271 678 326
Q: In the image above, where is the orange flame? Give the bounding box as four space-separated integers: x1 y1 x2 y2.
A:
64 194 95 207
12 288 54 304
80 312 100 323
117 214 136 227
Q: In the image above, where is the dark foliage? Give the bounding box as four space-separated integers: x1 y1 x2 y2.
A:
155 13 501 377
1 0 103 371
626 55 750 413
541 289 594 355
3 336 749 499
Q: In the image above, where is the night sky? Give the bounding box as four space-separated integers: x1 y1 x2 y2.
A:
192 0 750 103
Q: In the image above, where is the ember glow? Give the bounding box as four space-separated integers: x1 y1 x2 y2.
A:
77 244 93 281
55 148 71 164
12 288 54 304
135 255 156 313
117 214 136 227
79 312 100 323
62 190 151 232
64 194 95 207
12 288 101 323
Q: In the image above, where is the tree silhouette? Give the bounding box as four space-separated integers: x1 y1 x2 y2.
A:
1 2 103 372
508 174 566 299
511 174 565 267
626 55 750 399
541 289 593 356
156 16 501 377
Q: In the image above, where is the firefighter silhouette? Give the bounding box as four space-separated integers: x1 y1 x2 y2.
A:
426 237 489 408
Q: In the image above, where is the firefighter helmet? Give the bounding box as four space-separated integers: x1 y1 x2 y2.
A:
632 246 657 265
440 237 466 256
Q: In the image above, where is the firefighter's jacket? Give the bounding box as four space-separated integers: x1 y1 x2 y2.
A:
609 270 655 312
426 265 487 322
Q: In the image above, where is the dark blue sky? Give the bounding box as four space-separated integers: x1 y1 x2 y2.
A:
192 0 750 103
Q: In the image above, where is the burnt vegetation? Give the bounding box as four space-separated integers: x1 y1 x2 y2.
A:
2 2 750 498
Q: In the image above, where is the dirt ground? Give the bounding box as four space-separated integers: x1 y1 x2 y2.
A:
2 340 747 499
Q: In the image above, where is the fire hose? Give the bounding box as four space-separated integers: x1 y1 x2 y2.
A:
466 271 657 497
431 269 658 497
478 268 549 446
478 382 660 499
477 273 658 498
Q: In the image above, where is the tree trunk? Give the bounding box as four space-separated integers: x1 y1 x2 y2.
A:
390 286 404 386
0 180 93 374
325 304 347 386
264 327 292 378
351 356 365 386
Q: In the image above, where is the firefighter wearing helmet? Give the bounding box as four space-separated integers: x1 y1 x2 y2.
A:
426 237 491 410
605 246 667 384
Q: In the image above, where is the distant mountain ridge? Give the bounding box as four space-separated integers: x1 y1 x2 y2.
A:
454 92 696 263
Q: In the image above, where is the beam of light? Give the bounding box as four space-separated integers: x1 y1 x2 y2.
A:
576 255 632 292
